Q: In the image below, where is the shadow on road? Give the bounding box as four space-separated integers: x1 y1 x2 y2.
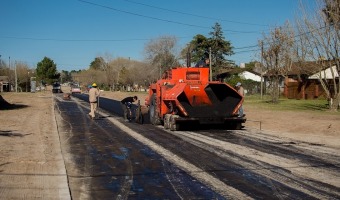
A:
0 130 32 137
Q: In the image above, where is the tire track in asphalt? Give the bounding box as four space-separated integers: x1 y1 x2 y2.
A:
198 129 340 187
73 94 340 199
74 94 317 198
55 97 135 199
166 129 340 199
56 95 226 199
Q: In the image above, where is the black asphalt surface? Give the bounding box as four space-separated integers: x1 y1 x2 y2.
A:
55 94 224 199
54 93 340 199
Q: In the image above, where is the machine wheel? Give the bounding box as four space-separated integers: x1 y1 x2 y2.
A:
228 122 242 130
164 114 171 129
149 94 161 125
169 115 180 131
234 123 242 130
135 104 144 124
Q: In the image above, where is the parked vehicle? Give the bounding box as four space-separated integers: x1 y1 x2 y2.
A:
52 82 61 93
71 86 81 94
145 67 246 130
69 82 81 94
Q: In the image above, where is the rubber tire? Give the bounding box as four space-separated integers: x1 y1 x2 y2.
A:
169 115 180 131
149 94 161 125
164 114 171 129
228 122 242 130
234 123 242 130
135 105 144 124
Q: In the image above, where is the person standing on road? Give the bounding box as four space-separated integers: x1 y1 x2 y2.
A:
121 96 138 121
88 83 100 119
235 82 245 117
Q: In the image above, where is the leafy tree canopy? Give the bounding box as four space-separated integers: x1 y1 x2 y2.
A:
182 23 234 76
181 34 210 64
90 57 106 70
209 23 234 68
36 57 59 84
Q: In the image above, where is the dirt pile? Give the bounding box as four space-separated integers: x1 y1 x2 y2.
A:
0 95 14 109
0 94 28 110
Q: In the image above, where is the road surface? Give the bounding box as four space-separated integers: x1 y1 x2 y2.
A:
54 93 340 199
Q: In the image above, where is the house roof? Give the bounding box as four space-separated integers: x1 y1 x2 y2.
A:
263 60 338 78
240 71 262 82
309 65 339 79
286 61 324 76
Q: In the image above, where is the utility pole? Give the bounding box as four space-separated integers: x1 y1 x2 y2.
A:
15 61 17 92
209 47 212 81
27 71 29 92
260 41 264 99
9 56 11 91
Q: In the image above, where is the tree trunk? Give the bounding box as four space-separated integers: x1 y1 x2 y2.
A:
271 76 279 103
330 95 340 111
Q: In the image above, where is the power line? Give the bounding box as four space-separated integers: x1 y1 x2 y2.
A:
123 0 270 27
233 44 259 50
0 35 261 53
234 24 332 55
76 0 260 34
1 34 262 58
0 36 150 42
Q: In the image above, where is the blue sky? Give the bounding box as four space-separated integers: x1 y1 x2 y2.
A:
0 0 311 71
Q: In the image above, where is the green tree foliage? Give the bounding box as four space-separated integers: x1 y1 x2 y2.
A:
36 57 59 84
181 34 210 65
209 23 234 72
183 23 234 76
90 57 106 70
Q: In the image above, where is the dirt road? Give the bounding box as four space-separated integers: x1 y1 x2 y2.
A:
0 92 70 199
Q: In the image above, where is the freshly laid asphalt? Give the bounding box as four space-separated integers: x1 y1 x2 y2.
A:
54 94 225 199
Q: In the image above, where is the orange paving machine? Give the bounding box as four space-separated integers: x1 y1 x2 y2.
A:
145 67 246 131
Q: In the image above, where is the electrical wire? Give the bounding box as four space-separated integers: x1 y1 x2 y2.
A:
123 0 270 27
76 0 260 34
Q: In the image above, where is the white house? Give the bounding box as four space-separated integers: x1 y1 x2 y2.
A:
239 71 262 82
308 65 339 79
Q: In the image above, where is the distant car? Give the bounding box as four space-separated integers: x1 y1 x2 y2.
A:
52 82 61 93
71 86 81 94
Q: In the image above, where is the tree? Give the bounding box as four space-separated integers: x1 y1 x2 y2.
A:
14 61 31 92
323 0 340 25
36 57 59 84
60 70 72 83
107 57 131 89
118 66 130 85
183 23 234 77
296 0 340 111
0 57 9 79
144 36 180 79
259 23 294 103
209 22 234 75
90 57 106 70
181 34 210 65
